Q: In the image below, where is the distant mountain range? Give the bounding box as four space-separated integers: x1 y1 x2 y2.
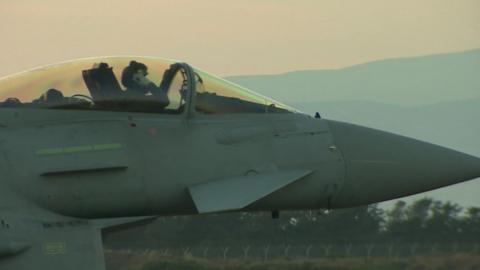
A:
227 49 480 209
227 48 480 107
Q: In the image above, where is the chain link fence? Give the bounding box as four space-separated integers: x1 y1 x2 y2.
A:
111 243 480 260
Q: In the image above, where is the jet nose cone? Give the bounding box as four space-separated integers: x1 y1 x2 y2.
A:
327 120 480 207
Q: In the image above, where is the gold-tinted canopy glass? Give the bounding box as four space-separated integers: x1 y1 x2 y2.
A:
0 57 173 103
0 56 297 114
194 69 296 114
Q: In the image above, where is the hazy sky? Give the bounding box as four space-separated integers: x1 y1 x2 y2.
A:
1 0 479 77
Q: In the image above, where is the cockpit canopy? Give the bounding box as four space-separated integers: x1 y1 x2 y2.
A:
0 57 296 114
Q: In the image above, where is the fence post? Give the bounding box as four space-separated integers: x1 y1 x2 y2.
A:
429 243 438 255
242 246 250 260
183 247 190 257
305 245 313 258
322 245 330 257
222 247 230 260
410 243 417 257
203 247 209 259
345 243 352 257
366 244 374 259
452 243 458 253
264 245 270 261
284 245 290 257
387 244 395 258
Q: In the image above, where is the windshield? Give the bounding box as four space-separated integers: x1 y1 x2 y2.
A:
194 69 297 114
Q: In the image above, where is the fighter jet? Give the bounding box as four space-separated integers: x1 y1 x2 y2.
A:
0 56 479 270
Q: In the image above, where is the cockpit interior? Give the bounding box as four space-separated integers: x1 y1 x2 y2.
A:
0 57 296 114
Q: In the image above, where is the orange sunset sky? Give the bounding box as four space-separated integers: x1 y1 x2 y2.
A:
1 0 479 77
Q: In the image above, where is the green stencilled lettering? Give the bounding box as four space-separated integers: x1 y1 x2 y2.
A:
93 143 123 151
64 145 93 153
43 242 67 255
36 148 63 155
36 143 123 156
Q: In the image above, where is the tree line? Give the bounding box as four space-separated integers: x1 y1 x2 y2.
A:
105 198 480 249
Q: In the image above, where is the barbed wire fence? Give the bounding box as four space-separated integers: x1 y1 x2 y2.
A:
109 242 480 260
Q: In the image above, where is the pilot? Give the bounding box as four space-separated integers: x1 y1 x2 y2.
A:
122 61 152 95
32 88 64 104
1 97 22 107
121 61 169 107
